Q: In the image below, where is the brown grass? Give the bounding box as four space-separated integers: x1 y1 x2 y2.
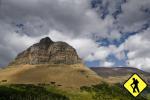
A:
0 64 102 89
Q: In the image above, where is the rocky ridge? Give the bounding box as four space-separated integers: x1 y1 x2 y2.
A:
10 37 81 65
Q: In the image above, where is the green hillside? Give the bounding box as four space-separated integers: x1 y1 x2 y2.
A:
0 83 149 100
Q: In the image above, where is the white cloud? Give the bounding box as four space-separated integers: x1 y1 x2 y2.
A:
48 30 99 60
102 61 115 67
48 30 122 64
120 28 150 72
0 32 38 66
0 0 150 73
85 47 110 61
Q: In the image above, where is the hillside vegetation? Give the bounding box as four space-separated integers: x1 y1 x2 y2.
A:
0 83 149 100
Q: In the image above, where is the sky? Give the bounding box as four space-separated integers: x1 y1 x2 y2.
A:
0 0 150 72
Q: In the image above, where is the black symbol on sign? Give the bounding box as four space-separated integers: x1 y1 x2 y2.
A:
130 78 140 93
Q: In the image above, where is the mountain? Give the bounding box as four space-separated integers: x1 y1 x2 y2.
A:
91 67 150 85
10 37 81 65
0 37 101 89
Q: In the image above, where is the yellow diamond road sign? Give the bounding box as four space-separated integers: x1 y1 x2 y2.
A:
124 73 148 97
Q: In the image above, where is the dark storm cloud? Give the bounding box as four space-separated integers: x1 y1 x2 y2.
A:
0 46 15 67
0 0 105 37
117 0 150 32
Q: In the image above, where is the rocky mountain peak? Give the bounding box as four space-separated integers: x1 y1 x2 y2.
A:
39 37 53 44
10 37 81 65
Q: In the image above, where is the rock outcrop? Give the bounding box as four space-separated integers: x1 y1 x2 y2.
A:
10 37 81 65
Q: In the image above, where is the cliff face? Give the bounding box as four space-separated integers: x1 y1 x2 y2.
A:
10 37 81 65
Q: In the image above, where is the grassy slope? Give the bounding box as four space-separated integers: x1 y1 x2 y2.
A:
0 64 101 89
0 64 149 100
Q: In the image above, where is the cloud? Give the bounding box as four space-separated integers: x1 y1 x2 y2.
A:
117 0 150 32
0 0 120 67
0 33 37 66
48 30 99 60
48 30 122 63
92 0 150 32
120 27 150 72
102 61 115 67
0 20 39 66
0 0 116 38
0 0 150 73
